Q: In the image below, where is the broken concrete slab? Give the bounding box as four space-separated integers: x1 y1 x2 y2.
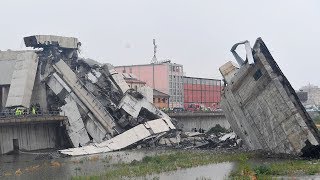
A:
5 51 39 108
52 59 121 135
0 51 33 85
60 101 91 146
47 72 113 143
24 35 79 49
59 118 175 156
220 38 320 156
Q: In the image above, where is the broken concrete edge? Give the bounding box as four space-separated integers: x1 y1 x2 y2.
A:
255 38 320 133
4 51 39 108
59 118 176 156
220 37 320 157
24 35 80 49
253 38 320 157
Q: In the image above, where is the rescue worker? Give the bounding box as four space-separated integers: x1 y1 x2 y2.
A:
15 108 19 116
15 108 22 116
31 106 36 115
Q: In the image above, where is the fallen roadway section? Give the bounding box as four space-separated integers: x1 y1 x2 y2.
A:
59 118 175 156
219 38 320 157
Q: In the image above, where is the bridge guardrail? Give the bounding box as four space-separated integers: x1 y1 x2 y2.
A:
0 110 62 119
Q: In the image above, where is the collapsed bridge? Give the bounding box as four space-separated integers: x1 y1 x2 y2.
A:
219 38 320 157
0 35 175 155
1 35 319 157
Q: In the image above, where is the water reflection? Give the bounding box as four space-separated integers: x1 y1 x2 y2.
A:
0 150 169 180
141 162 235 180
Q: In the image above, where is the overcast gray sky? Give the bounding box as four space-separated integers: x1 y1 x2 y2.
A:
0 0 319 89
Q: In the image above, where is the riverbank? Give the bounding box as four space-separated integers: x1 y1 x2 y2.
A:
71 150 320 179
2 149 320 179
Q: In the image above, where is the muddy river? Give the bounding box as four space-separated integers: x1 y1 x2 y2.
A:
0 149 236 180
0 150 319 180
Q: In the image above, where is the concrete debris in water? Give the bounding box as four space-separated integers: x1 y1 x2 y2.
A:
157 130 242 149
0 35 176 155
220 38 320 157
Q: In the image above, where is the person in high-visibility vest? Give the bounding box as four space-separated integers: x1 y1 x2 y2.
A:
15 108 22 116
31 106 36 115
15 109 20 116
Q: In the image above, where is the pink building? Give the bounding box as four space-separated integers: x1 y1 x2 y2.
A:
115 61 184 108
121 73 146 90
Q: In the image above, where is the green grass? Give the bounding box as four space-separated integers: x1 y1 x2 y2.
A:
71 151 320 180
72 151 253 180
230 159 320 179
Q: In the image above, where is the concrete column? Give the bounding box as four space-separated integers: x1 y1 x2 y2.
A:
30 72 48 112
0 86 2 111
2 86 9 109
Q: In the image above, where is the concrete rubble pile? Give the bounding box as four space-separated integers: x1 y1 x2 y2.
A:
157 130 242 149
1 35 176 156
219 38 320 157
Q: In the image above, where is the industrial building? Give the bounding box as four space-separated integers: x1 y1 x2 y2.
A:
115 63 223 110
299 85 320 106
296 91 308 104
115 61 184 108
183 76 222 110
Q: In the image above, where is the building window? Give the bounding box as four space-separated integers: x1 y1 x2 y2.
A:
162 98 166 103
153 98 155 103
158 98 161 103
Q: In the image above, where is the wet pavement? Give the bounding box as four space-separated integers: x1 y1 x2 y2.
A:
140 162 235 180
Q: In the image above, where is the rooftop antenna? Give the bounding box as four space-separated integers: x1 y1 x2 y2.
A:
151 39 158 89
151 39 158 63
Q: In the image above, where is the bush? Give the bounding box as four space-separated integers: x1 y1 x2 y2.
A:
253 165 271 176
206 124 228 135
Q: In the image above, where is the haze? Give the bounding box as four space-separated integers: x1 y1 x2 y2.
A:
0 0 319 89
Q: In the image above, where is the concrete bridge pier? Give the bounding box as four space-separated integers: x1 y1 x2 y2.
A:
0 115 67 154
